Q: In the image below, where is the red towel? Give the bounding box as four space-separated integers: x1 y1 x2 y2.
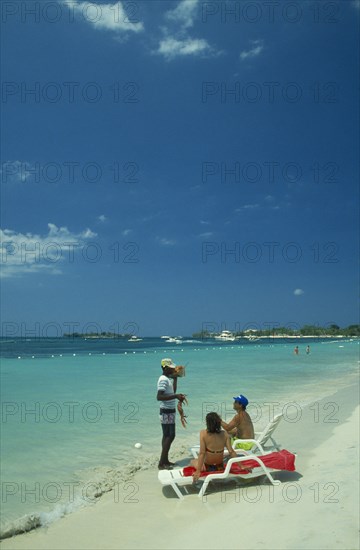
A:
183 449 296 478
183 464 251 477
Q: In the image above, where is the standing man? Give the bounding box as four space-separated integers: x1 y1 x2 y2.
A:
220 394 255 450
157 358 186 470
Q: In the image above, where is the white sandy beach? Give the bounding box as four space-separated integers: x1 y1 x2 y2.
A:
1 380 359 550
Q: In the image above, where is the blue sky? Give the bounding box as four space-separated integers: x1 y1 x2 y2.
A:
1 0 359 337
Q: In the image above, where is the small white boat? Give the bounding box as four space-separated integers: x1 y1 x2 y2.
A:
214 331 236 342
244 335 260 341
128 336 143 342
165 337 182 344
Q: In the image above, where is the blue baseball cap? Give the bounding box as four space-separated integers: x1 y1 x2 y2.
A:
233 394 249 407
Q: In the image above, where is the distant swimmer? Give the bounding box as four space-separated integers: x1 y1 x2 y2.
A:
306 345 310 354
294 346 299 355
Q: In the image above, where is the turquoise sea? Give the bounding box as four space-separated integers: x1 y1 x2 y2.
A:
0 336 359 537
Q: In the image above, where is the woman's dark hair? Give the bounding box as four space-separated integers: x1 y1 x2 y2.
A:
206 412 222 434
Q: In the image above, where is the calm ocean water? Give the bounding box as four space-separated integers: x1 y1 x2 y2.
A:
0 336 359 537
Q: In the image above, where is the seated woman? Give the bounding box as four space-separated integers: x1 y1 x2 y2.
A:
191 412 238 481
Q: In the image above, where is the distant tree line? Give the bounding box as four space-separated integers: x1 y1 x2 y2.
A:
193 324 360 338
63 332 133 338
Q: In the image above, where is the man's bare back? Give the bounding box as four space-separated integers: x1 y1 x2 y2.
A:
233 410 254 439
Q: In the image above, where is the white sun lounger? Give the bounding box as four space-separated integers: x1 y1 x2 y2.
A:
158 450 296 499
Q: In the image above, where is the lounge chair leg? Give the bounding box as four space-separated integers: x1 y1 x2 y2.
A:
263 471 281 486
198 479 210 498
171 482 185 499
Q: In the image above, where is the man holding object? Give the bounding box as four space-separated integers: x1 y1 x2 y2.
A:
157 358 186 470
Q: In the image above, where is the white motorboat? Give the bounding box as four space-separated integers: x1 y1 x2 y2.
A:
128 336 143 342
214 330 236 342
165 337 182 344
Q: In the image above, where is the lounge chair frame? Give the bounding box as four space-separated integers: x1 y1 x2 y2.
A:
158 454 282 500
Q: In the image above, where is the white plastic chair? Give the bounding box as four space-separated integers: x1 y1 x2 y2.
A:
232 413 283 452
159 449 296 500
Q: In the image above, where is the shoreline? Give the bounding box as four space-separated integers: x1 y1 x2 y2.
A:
1 378 359 550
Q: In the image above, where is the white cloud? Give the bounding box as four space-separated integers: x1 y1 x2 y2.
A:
235 204 260 211
235 199 284 213
157 0 221 61
165 0 199 29
0 223 97 278
243 204 260 209
294 288 304 296
198 232 213 238
62 0 220 62
98 215 107 222
1 160 33 182
352 0 360 9
140 213 161 223
80 227 97 239
157 37 213 60
240 40 264 61
157 237 176 246
63 1 144 33
122 229 132 236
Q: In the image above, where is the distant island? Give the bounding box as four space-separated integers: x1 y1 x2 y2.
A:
62 325 360 340
192 324 360 339
63 332 135 339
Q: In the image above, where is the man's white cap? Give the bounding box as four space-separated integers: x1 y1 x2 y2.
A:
161 358 176 369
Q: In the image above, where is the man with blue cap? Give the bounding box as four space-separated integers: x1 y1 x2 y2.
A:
220 394 255 450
